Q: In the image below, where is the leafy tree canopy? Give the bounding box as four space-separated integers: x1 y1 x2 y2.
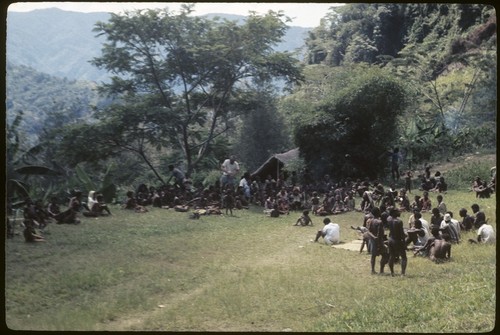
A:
289 65 408 179
84 4 303 179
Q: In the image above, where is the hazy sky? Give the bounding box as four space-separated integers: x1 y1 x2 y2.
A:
8 2 344 27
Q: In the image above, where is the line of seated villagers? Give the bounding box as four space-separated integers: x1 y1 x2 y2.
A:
8 167 495 244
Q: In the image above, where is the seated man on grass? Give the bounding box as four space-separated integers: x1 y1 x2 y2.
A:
469 221 496 244
429 239 451 263
23 220 45 243
312 218 340 245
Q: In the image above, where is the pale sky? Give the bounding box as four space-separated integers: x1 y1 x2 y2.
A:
8 2 344 27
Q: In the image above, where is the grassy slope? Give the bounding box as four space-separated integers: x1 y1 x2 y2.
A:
4 160 496 332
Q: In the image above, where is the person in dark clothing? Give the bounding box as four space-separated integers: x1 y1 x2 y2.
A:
387 208 407 276
168 164 186 190
23 220 45 242
367 207 389 275
459 208 474 232
471 203 486 230
390 147 401 181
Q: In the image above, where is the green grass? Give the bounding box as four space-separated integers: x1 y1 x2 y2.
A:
5 191 496 332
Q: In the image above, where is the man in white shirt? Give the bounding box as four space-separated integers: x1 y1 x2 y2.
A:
220 155 240 189
313 218 340 245
476 222 496 244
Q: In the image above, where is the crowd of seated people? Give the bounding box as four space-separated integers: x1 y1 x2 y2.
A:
6 161 496 253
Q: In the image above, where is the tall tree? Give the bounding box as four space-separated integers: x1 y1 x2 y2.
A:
89 4 302 179
288 65 408 180
390 4 496 160
232 86 291 172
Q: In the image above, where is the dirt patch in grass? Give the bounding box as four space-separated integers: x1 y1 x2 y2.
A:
331 239 364 252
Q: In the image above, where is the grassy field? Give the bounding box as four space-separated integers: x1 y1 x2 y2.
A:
4 188 496 332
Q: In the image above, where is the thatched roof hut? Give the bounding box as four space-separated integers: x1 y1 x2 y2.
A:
250 148 300 181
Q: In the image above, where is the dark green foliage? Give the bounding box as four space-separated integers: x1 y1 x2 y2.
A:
6 110 64 202
294 66 407 179
6 4 496 202
232 88 291 172
5 62 104 146
306 3 494 69
379 4 496 165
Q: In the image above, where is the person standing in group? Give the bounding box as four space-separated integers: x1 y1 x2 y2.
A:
239 172 252 202
368 207 388 275
404 170 413 193
222 187 235 216
387 208 407 276
390 147 402 181
167 164 186 190
220 155 240 190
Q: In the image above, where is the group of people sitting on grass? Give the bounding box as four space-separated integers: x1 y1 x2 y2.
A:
7 158 495 250
308 199 495 277
311 197 495 276
7 189 112 242
471 167 496 198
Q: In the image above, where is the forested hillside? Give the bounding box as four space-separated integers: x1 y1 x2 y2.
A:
6 7 309 150
6 3 496 204
6 62 105 146
286 3 496 178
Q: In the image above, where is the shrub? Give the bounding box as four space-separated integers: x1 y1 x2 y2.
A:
445 160 495 190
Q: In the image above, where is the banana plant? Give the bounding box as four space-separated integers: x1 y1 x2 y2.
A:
73 163 117 203
6 111 62 205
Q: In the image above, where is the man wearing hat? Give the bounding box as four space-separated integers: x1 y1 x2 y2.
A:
440 212 460 243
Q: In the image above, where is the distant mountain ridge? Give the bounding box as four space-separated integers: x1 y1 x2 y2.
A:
7 8 311 83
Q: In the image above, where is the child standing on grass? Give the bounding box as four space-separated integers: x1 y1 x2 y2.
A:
310 191 321 215
222 188 234 216
405 170 413 193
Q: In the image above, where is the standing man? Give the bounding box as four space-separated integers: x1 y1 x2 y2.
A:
368 207 389 275
387 208 407 277
390 147 401 181
220 155 240 190
167 164 186 190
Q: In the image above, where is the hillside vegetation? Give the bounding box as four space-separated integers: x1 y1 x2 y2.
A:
6 3 496 217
